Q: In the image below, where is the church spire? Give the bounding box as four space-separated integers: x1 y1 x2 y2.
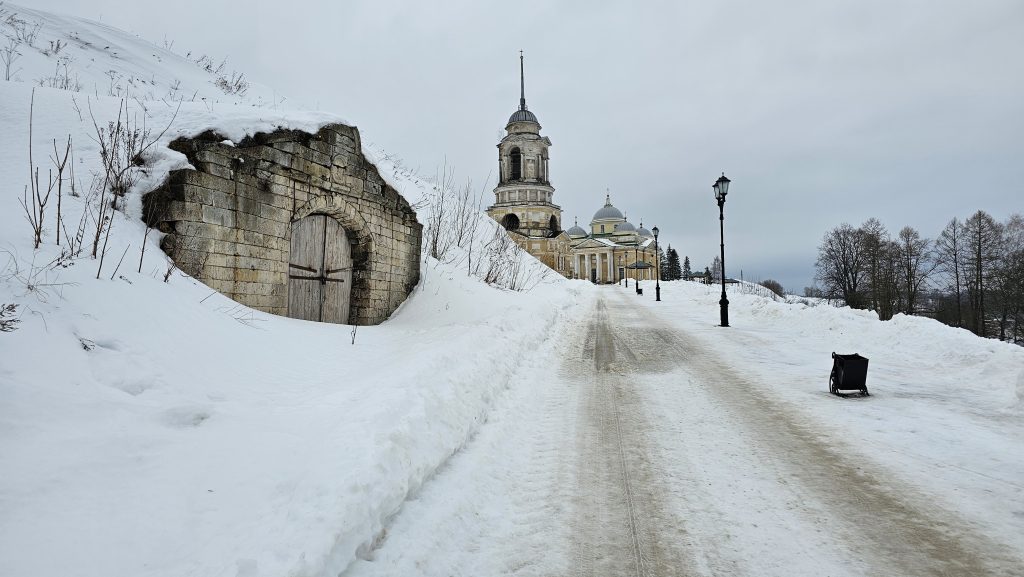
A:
519 50 527 111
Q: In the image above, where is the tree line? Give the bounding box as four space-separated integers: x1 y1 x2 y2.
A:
657 245 686 281
814 210 1023 343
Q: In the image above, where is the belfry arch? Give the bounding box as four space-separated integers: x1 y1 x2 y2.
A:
501 213 520 231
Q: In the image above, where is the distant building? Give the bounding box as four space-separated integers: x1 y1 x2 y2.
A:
486 55 657 283
567 195 657 284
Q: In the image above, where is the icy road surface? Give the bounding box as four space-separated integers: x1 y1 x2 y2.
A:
346 287 1024 576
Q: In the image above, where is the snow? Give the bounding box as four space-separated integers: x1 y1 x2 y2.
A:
0 3 281 107
1 5 575 577
2 4 1023 577
653 281 1024 542
342 281 1024 575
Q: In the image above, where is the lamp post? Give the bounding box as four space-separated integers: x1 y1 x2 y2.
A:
652 226 661 301
634 244 640 294
714 173 730 327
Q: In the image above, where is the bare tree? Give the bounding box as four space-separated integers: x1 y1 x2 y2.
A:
896 226 934 315
860 218 893 315
992 214 1024 342
936 217 966 327
814 223 866 308
710 255 722 282
963 210 1003 337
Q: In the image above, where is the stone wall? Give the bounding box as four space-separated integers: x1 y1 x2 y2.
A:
143 124 422 325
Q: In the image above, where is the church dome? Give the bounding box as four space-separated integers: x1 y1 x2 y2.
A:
637 222 653 238
592 195 624 221
508 108 539 124
615 218 636 233
567 219 588 238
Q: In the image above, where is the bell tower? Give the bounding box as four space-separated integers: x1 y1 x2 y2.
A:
487 52 561 239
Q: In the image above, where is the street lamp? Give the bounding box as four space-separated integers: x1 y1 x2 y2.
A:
634 244 640 294
652 226 661 301
714 173 730 327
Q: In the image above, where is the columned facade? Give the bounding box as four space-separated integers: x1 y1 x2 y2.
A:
566 195 657 284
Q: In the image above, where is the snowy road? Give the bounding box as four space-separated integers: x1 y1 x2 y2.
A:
568 289 1022 576
347 287 1024 576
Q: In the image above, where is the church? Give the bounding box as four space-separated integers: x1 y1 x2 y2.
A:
485 55 659 284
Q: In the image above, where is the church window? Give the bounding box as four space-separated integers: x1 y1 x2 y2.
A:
510 147 522 180
549 215 559 235
600 224 605 233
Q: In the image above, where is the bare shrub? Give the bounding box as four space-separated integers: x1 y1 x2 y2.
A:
38 56 81 91
472 226 550 292
424 163 457 261
215 71 248 96
41 38 65 56
4 10 40 46
18 90 74 250
162 257 176 283
2 36 21 80
0 303 19 332
1 248 75 303
760 279 785 297
87 97 179 277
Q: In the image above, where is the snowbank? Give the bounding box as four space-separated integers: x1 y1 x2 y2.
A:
1 4 576 577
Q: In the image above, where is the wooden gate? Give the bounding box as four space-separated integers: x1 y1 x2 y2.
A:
287 214 353 323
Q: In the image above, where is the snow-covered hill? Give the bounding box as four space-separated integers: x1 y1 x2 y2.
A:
0 4 575 577
0 2 279 106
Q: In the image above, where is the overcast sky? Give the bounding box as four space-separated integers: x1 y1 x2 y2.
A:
34 0 1024 292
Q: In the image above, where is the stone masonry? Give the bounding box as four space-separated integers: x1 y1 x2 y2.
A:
143 123 422 325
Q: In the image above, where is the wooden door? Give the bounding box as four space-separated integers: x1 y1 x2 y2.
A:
320 217 352 323
287 214 352 323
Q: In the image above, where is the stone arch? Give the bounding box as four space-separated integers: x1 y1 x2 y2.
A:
501 213 520 231
292 194 374 323
510 147 522 180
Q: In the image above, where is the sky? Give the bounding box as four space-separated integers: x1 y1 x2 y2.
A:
29 0 1024 292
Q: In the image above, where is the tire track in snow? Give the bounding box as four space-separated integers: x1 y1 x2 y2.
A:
566 297 699 576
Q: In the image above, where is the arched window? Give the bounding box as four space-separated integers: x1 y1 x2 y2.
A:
549 215 559 235
501 213 520 231
510 147 521 180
